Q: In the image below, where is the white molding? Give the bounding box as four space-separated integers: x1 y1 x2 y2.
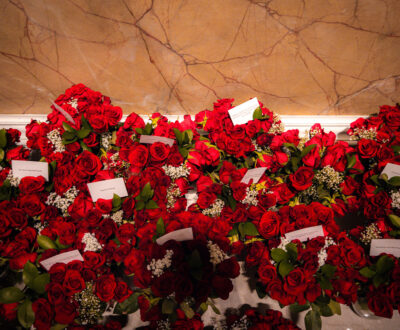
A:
0 114 363 144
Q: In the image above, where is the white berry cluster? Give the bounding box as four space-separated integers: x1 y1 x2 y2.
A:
101 132 112 150
317 237 336 267
241 187 259 207
314 166 344 191
166 183 181 209
251 139 262 152
67 98 78 109
391 190 400 209
207 241 228 265
6 170 20 187
82 232 102 252
110 210 124 226
162 164 190 180
47 129 66 153
202 199 225 217
155 320 171 330
349 127 377 141
46 186 79 216
147 249 174 277
360 223 382 245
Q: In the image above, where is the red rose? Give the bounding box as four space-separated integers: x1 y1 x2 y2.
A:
197 191 217 209
75 151 102 177
128 144 149 169
289 167 314 191
54 300 77 324
258 211 281 239
340 239 366 268
0 302 18 321
357 139 379 158
245 241 268 267
151 271 175 297
96 274 117 301
217 257 240 278
7 207 27 230
68 192 93 220
114 281 133 303
63 269 85 296
175 275 194 303
32 298 53 330
19 193 45 216
89 114 108 132
283 268 307 295
83 251 105 269
95 198 113 214
49 263 67 283
123 112 145 130
46 282 66 305
6 145 30 160
368 292 393 318
117 223 136 245
19 176 45 194
149 142 171 162
104 105 122 126
83 132 99 147
258 263 277 284
271 183 295 204
385 108 400 129
212 275 233 300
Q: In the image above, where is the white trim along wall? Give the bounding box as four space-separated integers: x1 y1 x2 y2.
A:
0 114 363 144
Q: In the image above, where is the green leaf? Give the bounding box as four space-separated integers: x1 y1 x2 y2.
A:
376 255 394 274
79 141 91 152
0 287 24 304
388 176 400 186
144 123 153 135
319 304 333 317
0 129 7 148
156 218 165 236
0 148 4 162
252 108 263 120
305 310 322 330
62 122 76 133
271 248 289 263
238 222 259 237
319 276 333 290
141 182 154 201
112 194 122 211
135 200 145 211
346 153 356 169
18 299 34 328
81 114 90 129
208 301 220 315
328 299 341 315
372 274 385 288
145 200 159 209
184 130 193 144
370 174 379 185
173 128 184 145
278 260 294 277
37 235 57 250
188 250 202 269
321 264 336 279
51 324 68 330
290 303 310 314
300 144 316 158
31 273 50 294
55 237 70 250
114 292 140 314
162 299 175 315
178 146 189 158
23 261 39 286
135 128 143 135
359 266 376 278
180 301 195 319
285 243 298 261
77 127 91 139
389 214 400 228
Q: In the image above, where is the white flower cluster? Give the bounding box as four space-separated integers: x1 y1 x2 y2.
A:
82 232 102 252
317 237 335 267
268 114 284 134
277 236 291 250
111 210 124 226
155 320 171 330
101 132 112 150
147 249 174 277
391 190 400 209
314 166 344 191
33 220 47 235
47 129 65 153
360 223 382 245
242 187 259 206
46 186 79 216
6 170 20 187
202 199 225 217
207 240 228 265
67 98 78 109
166 183 181 209
349 127 377 141
251 139 262 152
162 164 190 180
228 315 250 330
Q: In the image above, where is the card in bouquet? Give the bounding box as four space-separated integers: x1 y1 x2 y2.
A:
156 227 194 245
228 97 259 126
285 225 325 242
370 239 400 258
139 135 174 146
87 178 128 202
12 160 49 181
40 250 84 271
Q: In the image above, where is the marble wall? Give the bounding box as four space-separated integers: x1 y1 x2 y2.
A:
0 0 400 115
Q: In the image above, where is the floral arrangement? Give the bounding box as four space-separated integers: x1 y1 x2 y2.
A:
0 84 400 329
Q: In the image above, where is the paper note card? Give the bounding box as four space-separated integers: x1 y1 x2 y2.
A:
51 101 75 123
87 178 128 202
285 225 325 242
381 163 400 180
370 239 400 258
241 167 267 184
40 250 84 271
139 135 174 146
12 160 49 181
156 227 194 245
185 192 198 210
228 97 259 126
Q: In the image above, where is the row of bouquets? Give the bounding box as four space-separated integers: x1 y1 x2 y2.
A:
0 84 400 329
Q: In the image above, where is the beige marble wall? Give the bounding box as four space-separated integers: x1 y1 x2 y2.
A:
0 0 400 115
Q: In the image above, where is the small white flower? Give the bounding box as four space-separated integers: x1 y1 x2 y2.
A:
147 250 174 277
202 199 225 217
46 186 79 216
162 164 190 180
82 232 102 252
6 170 20 187
47 129 65 153
242 187 259 207
207 241 228 265
391 190 400 209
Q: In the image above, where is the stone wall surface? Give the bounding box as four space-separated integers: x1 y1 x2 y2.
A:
0 0 400 115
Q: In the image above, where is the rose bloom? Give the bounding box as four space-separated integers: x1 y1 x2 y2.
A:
96 274 117 301
289 166 314 191
258 211 281 239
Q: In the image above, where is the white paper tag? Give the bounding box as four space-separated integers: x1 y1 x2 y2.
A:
240 167 267 184
156 227 194 245
139 135 174 146
87 178 128 202
51 101 75 124
381 163 400 179
228 97 259 126
370 239 400 257
40 250 84 271
12 160 49 181
285 225 325 242
185 192 198 210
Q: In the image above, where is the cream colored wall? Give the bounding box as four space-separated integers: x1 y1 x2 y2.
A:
0 0 399 115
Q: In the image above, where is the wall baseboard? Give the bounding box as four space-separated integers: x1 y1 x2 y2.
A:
0 114 362 144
